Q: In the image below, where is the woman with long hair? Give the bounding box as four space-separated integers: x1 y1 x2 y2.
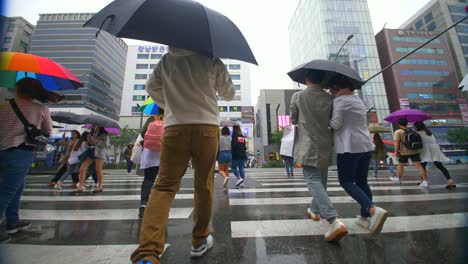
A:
54 132 88 190
231 125 247 188
0 78 59 243
218 126 232 188
77 126 109 192
414 122 456 189
371 133 396 178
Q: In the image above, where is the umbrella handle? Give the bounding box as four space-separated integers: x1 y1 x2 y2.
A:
95 15 115 38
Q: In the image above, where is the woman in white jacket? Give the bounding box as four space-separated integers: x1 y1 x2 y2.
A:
414 122 456 189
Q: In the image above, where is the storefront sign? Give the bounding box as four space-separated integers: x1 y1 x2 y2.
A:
399 98 410 109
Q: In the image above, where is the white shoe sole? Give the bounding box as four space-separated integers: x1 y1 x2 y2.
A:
370 210 388 235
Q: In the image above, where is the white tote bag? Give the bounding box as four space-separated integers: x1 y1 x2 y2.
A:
130 134 143 165
280 125 295 157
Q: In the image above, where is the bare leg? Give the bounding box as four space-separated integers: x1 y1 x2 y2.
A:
397 163 405 179
94 159 105 189
414 162 427 181
78 158 93 190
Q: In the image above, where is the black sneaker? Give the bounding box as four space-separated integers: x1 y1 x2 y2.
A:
6 220 31 234
138 205 146 219
0 233 11 243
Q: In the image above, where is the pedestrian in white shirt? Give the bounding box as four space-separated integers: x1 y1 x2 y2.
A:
329 75 388 235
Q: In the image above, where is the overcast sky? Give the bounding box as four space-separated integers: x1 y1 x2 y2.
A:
5 0 431 105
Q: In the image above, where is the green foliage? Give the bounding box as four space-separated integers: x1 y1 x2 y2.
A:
270 130 284 148
262 160 284 168
109 128 139 163
447 127 468 146
103 162 128 170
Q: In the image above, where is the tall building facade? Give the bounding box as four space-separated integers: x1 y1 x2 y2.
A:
0 16 34 52
119 45 252 128
288 0 389 122
375 28 466 143
401 0 468 81
30 13 127 121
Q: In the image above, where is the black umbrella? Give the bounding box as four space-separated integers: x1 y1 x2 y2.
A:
287 60 363 89
51 112 82 125
83 0 258 65
75 115 120 129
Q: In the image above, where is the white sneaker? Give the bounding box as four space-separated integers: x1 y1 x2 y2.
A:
369 206 388 235
419 181 428 188
389 176 401 184
355 217 370 230
306 208 320 221
223 177 229 188
190 234 213 258
324 219 348 242
235 178 244 187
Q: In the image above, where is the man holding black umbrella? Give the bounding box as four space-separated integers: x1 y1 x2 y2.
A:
131 46 235 264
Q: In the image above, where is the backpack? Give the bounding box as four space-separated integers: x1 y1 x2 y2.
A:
402 128 423 150
144 120 165 151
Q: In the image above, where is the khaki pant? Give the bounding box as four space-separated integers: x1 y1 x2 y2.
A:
131 125 219 264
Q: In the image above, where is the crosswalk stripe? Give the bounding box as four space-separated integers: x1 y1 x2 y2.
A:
229 183 468 193
229 192 468 205
23 187 194 192
231 212 468 238
261 181 421 186
20 193 194 201
19 208 193 220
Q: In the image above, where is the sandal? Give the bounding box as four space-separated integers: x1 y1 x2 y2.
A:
445 184 456 189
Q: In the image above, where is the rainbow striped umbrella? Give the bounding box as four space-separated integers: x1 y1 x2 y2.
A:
140 97 160 115
0 52 83 91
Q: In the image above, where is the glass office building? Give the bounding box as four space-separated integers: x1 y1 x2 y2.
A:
289 0 389 122
30 13 127 121
401 0 468 81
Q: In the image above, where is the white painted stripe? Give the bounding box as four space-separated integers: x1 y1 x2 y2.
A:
23 187 194 192
229 192 468 205
229 183 468 193
19 208 193 220
21 193 194 201
261 181 421 186
231 212 468 238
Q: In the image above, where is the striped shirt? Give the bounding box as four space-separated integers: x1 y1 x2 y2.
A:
0 98 52 150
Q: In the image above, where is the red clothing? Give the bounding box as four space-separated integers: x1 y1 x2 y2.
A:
0 98 52 150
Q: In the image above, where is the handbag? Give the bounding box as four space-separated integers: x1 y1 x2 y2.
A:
9 99 49 146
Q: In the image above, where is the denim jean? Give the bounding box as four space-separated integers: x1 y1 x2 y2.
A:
373 159 396 176
141 166 159 206
58 163 80 183
302 165 338 220
231 159 246 179
337 151 374 218
126 159 134 173
0 148 34 225
284 158 294 176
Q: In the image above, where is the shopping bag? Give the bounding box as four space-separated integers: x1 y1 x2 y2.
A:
280 125 295 157
130 134 143 165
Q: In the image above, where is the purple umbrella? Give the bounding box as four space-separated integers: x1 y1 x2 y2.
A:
82 124 121 135
384 109 431 123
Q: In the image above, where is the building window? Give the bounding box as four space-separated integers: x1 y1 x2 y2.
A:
134 84 145 90
448 5 466 13
150 64 157 69
393 36 440 44
415 20 424 30
452 14 465 22
3 37 12 43
400 70 449 76
7 23 14 32
229 106 242 112
151 54 162 59
424 12 434 23
136 64 148 69
219 106 228 112
427 22 437 31
407 93 457 100
229 64 241 70
133 95 146 101
234 84 241 90
135 74 148 80
137 54 149 59
409 103 460 113
459 36 468 43
399 59 448 66
395 47 443 54
230 74 240 80
456 25 468 33
233 95 241 101
131 106 140 112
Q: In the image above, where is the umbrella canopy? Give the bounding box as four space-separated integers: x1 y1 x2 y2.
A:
287 59 363 89
368 123 392 133
140 97 160 115
83 0 257 65
0 52 83 90
51 112 82 125
384 109 432 123
76 115 120 129
82 124 121 135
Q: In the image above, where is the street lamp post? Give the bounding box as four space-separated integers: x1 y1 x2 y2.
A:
136 104 143 131
328 34 354 61
275 104 281 132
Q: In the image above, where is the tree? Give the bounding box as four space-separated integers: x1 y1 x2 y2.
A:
270 130 284 148
109 128 139 163
447 127 468 147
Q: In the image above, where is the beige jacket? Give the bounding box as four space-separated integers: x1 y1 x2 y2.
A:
290 85 333 168
146 47 235 128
